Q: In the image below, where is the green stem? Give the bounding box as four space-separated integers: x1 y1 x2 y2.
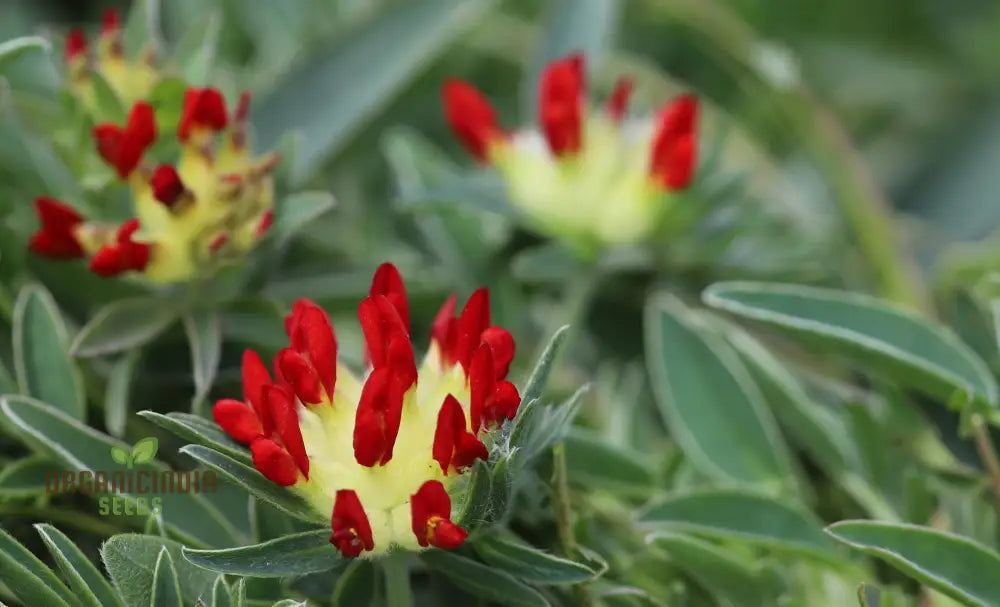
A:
971 415 1000 509
382 550 414 607
551 443 590 606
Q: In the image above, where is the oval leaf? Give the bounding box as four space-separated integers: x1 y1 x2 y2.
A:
421 549 550 607
644 294 794 487
71 297 179 358
703 282 998 406
639 489 841 563
13 283 85 419
182 530 342 578
472 532 596 585
827 520 1000 607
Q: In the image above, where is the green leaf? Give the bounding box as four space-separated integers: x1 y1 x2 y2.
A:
138 411 252 466
102 534 217 607
563 428 655 495
518 325 570 407
0 455 55 496
179 445 322 523
110 446 130 466
90 70 126 122
644 294 794 488
1 395 243 547
123 0 161 57
13 283 85 419
638 489 841 564
268 191 337 245
182 530 342 578
827 520 1000 607
71 297 179 358
455 459 493 529
184 310 221 410
703 282 998 406
105 349 140 438
35 524 123 607
472 532 596 585
0 36 49 73
648 531 766 607
0 525 75 607
858 583 881 607
252 0 495 180
173 9 220 86
131 437 159 464
151 548 182 607
211 576 231 607
523 0 620 116
331 560 377 607
232 578 246 607
509 386 587 469
421 550 550 606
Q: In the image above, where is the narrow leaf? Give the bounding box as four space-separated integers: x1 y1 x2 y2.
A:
0 36 49 72
519 325 570 406
13 283 85 419
0 455 55 496
703 282 998 406
105 350 140 438
138 411 251 466
182 530 342 578
827 520 1000 606
473 532 596 585
71 297 179 357
35 524 123 607
649 531 766 607
331 560 377 607
211 575 231 607
179 445 322 523
0 525 75 607
421 550 550 606
268 191 336 244
184 310 222 408
151 548 183 607
102 534 216 607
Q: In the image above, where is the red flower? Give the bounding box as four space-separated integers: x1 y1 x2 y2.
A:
150 164 186 207
178 88 228 142
93 102 157 179
433 394 488 474
89 219 151 277
649 95 699 190
605 76 634 123
330 490 375 557
29 197 85 259
442 80 505 161
65 30 87 62
411 480 467 549
539 53 585 156
101 8 120 36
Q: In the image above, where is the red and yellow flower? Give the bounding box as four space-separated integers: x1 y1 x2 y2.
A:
212 263 521 556
30 87 279 283
442 53 699 249
65 9 159 112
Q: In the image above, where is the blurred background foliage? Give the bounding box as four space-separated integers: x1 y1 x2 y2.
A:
3 0 1000 606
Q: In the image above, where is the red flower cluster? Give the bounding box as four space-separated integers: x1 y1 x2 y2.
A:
213 263 521 556
442 52 699 191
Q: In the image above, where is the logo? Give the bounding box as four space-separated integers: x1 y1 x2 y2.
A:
45 436 217 517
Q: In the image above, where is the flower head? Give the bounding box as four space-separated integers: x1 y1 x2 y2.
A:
30 87 280 283
442 53 699 249
64 8 159 111
212 263 521 557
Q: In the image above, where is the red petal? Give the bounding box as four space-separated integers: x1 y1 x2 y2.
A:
101 8 120 35
442 79 503 161
369 263 409 333
65 30 86 61
92 124 124 168
241 350 273 433
353 367 403 467
263 384 309 479
88 246 124 277
410 480 464 549
454 288 490 373
178 88 229 141
432 395 463 474
431 294 457 364
30 197 85 259
453 431 488 471
486 380 521 428
468 344 493 434
250 438 299 486
150 164 185 207
287 300 337 398
276 348 323 405
330 489 374 556
605 76 634 122
539 54 585 156
212 399 262 443
89 221 150 277
480 326 515 380
94 102 157 178
255 210 274 237
358 295 409 370
649 95 698 190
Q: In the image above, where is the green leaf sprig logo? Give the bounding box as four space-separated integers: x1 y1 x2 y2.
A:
110 437 158 470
